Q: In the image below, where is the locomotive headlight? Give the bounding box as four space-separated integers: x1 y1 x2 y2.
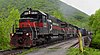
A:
26 33 29 36
11 33 14 36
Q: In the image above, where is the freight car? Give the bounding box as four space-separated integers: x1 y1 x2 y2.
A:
10 8 78 47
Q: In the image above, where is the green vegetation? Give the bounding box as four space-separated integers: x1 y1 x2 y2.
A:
68 8 100 55
67 47 100 55
68 9 100 55
0 0 88 50
0 8 20 50
89 9 100 49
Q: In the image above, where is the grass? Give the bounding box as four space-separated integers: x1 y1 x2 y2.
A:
18 48 39 55
67 47 100 55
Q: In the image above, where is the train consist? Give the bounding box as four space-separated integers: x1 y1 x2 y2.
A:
10 8 87 48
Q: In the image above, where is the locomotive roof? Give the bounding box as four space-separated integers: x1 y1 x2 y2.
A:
39 10 47 15
20 9 47 18
20 8 79 28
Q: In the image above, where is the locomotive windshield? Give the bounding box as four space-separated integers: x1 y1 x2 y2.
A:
20 11 39 21
22 14 38 18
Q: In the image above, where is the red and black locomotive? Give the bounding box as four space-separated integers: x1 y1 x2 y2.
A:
10 8 78 47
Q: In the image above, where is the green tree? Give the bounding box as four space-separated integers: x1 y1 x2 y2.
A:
89 9 100 49
53 10 67 22
0 8 20 50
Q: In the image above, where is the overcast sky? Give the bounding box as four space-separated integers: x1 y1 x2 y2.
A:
60 0 100 15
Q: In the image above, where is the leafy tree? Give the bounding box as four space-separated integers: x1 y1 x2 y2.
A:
53 10 67 22
0 8 20 50
89 9 100 49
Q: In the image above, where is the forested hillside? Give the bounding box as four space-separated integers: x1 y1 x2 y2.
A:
49 0 89 27
0 0 89 23
0 0 89 50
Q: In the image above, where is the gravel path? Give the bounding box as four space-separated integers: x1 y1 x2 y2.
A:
27 48 67 55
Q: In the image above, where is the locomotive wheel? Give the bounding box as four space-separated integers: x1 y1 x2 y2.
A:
32 40 36 46
45 36 51 42
58 35 63 40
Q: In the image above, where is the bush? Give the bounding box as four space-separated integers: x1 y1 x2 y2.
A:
67 47 100 55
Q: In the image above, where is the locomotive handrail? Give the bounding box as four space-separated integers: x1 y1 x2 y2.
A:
27 23 34 40
27 22 38 39
33 22 38 39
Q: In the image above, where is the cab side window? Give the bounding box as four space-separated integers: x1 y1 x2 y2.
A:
42 15 47 23
38 15 42 22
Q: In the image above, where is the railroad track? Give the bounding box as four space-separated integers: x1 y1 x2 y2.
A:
0 41 63 55
47 38 79 49
26 38 79 55
37 37 78 48
0 41 64 55
0 38 77 55
0 48 29 55
37 40 66 48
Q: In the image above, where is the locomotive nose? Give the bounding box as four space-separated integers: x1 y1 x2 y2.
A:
18 38 24 45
